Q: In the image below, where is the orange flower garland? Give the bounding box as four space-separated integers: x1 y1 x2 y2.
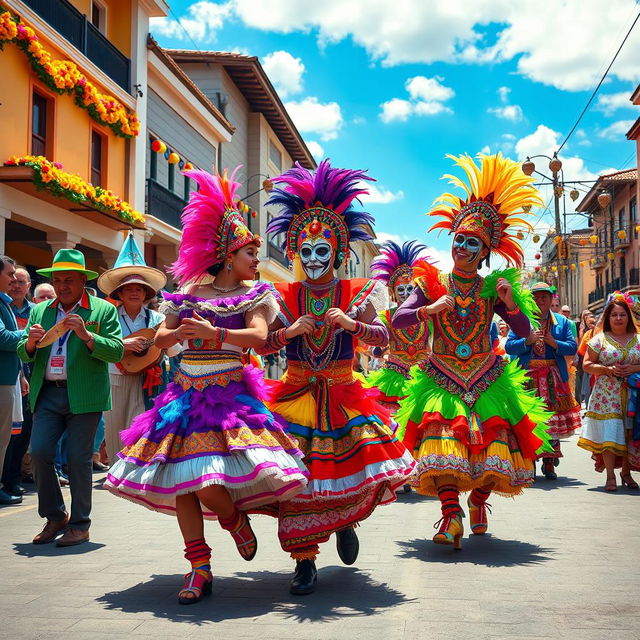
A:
4 155 145 225
0 7 139 138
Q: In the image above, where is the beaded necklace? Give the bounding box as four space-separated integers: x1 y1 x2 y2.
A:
297 280 342 370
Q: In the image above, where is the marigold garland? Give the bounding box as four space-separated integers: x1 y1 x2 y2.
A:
0 8 139 138
4 155 145 225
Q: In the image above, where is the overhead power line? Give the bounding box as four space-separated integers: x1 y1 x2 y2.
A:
556 9 640 154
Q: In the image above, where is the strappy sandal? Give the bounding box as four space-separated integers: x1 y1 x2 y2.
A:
220 510 257 561
620 473 639 490
178 566 212 605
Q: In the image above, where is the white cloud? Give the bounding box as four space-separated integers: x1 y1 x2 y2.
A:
497 86 511 103
228 0 640 91
380 76 454 123
488 104 524 121
305 140 324 160
380 98 413 123
488 86 524 121
262 50 305 98
597 119 636 139
150 1 231 42
284 97 343 141
360 182 404 205
596 91 635 115
406 76 454 103
425 245 454 272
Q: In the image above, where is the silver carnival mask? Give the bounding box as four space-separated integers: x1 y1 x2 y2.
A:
453 233 483 264
300 238 334 281
394 282 415 304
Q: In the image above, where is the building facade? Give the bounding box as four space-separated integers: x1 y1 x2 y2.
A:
167 50 317 285
0 0 167 280
576 169 638 314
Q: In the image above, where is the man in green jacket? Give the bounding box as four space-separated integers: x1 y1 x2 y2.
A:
18 249 123 547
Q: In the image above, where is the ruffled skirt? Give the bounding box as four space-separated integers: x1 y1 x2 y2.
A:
104 367 309 518
528 363 581 442
263 376 415 550
364 366 411 413
395 359 553 497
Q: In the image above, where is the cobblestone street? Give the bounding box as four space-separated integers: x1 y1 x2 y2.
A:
1 434 639 640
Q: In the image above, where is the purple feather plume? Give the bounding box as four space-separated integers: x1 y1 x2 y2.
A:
371 240 429 285
266 159 376 249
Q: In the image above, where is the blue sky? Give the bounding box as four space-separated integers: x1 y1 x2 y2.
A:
152 1 640 269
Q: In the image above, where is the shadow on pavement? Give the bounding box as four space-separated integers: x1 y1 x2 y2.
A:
585 485 640 495
13 541 106 557
527 476 587 491
97 566 413 624
395 535 553 567
394 490 435 505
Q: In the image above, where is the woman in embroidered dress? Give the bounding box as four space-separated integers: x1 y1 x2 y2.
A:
364 240 431 415
105 169 308 604
577 293 640 491
256 160 416 595
394 153 552 550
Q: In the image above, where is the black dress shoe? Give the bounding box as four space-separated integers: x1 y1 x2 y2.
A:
0 489 22 505
289 559 317 595
336 527 359 565
5 484 25 496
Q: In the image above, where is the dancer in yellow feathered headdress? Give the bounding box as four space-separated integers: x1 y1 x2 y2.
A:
392 152 552 551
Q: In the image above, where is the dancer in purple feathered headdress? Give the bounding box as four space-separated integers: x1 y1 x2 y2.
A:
255 159 416 595
105 166 309 606
364 239 432 422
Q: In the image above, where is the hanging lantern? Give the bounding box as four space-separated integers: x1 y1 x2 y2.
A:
553 235 561 244
522 204 532 213
570 188 580 201
183 162 193 171
590 235 598 244
521 159 535 176
534 265 540 272
554 185 564 198
570 263 576 270
151 139 166 153
590 258 595 265
579 237 588 246
618 229 627 240
561 264 568 271
262 178 274 192
549 156 562 173
580 261 586 268
636 224 640 233
598 190 611 210
168 152 180 165
533 234 540 243
517 231 524 240
551 265 557 272
607 251 615 260
535 252 541 260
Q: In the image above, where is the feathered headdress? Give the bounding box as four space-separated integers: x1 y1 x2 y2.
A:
429 153 543 268
266 159 375 268
371 240 427 289
170 168 260 284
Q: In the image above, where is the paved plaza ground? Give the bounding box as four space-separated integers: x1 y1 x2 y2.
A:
1 433 639 640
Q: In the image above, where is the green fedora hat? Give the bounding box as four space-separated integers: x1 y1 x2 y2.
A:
36 248 99 280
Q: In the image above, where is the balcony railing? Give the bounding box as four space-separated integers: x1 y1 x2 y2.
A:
24 0 131 92
147 179 185 229
613 226 631 248
588 287 604 306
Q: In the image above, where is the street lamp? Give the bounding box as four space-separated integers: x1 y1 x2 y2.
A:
521 154 564 300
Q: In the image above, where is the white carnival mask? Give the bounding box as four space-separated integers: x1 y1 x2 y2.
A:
300 238 334 281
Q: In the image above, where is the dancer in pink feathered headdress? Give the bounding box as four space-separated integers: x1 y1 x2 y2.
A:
105 167 309 606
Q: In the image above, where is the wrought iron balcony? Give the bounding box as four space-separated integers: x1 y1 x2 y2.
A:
613 227 631 248
588 287 604 306
24 0 131 92
147 179 185 229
